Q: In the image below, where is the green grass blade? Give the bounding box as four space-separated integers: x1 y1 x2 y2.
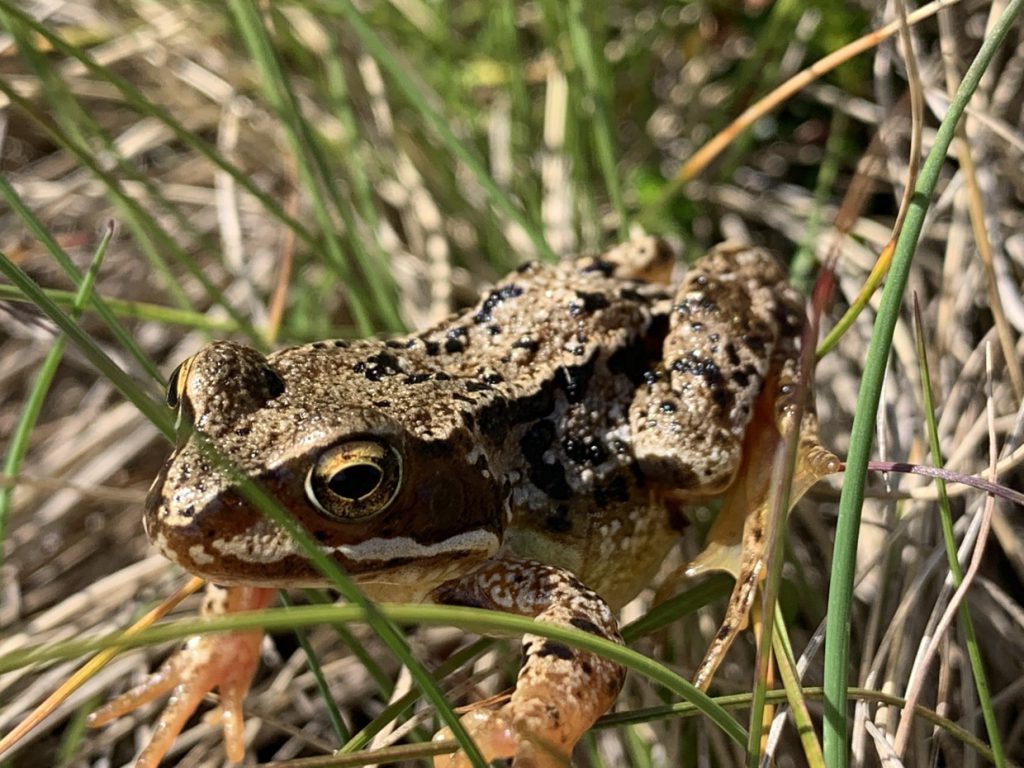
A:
913 301 1005 765
620 573 733 641
323 0 554 262
821 1 1024 764
278 591 350 744
0 226 112 569
0 251 174 439
772 603 825 766
0 285 241 333
3 600 750 749
566 0 628 240
0 178 163 383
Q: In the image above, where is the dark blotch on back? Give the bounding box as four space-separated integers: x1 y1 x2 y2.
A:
262 367 285 398
479 381 556 444
544 504 573 533
361 352 402 382
473 284 524 324
444 327 469 354
568 290 611 317
535 641 575 661
563 436 608 466
529 461 572 501
554 357 595 404
581 259 615 277
569 617 603 635
672 353 724 390
520 420 556 464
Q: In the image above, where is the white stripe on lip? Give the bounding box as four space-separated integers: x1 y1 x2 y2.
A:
209 528 500 564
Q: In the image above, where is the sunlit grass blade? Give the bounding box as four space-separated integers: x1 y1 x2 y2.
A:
0 284 241 333
322 0 554 263
771 603 825 767
0 250 173 438
621 573 733 641
0 177 163 382
0 224 113 568
0 600 750 749
906 298 1005 764
821 1 1024 764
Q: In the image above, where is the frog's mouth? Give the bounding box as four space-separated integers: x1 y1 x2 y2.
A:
149 509 499 595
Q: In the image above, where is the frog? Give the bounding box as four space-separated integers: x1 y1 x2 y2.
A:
88 237 838 767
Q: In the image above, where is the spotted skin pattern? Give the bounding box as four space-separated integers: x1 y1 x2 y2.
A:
90 237 834 767
431 560 622 767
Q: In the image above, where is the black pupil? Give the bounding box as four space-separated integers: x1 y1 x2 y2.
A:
329 464 382 500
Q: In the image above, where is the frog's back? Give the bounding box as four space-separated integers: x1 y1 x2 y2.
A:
412 238 684 606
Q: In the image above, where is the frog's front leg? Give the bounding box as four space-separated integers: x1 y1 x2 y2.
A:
430 559 623 768
88 584 274 767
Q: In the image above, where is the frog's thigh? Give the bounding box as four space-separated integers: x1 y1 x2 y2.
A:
629 243 802 491
431 559 623 765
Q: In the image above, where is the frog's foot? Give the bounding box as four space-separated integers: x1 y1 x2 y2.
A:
87 585 274 767
431 559 624 767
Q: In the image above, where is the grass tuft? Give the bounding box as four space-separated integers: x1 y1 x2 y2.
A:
2 2 1023 765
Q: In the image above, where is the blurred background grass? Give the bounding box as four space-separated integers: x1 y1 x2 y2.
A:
1 0 1023 766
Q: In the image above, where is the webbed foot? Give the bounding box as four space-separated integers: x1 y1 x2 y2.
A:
87 585 274 767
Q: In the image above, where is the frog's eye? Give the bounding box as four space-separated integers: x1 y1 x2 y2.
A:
305 439 402 520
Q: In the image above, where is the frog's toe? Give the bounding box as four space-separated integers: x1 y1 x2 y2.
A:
87 586 272 767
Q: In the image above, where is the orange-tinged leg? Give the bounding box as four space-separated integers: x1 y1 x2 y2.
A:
685 368 839 691
430 559 623 768
88 585 274 767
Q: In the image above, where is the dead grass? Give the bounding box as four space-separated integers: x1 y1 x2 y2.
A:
1 1 1023 766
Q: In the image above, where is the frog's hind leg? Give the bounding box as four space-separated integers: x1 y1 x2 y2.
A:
628 242 805 498
684 358 838 690
430 559 623 768
628 242 839 689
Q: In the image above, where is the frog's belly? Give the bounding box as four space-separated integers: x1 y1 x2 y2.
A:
502 501 681 610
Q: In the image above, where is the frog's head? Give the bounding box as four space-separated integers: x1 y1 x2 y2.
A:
145 341 504 596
